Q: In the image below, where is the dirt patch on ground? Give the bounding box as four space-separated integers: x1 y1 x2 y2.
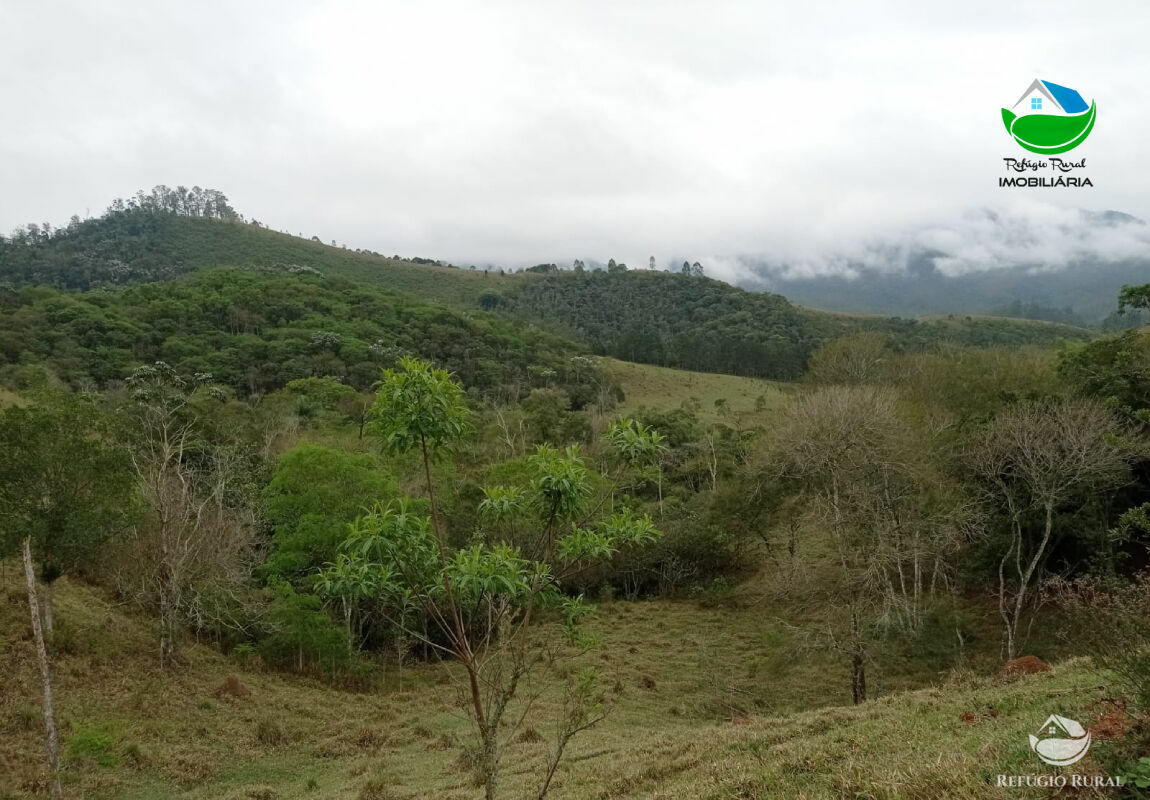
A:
214 674 250 699
1001 656 1050 676
1090 700 1133 741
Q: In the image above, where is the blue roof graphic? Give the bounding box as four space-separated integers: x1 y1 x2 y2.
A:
1011 78 1091 114
1040 80 1089 114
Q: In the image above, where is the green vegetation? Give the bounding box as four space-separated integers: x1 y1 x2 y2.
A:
487 270 1092 379
3 199 1094 387
0 268 592 398
4 197 1150 799
0 193 498 307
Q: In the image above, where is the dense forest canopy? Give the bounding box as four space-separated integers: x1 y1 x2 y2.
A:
488 269 1094 380
0 268 598 400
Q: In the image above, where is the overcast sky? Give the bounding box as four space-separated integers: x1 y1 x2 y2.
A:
3 1 1148 281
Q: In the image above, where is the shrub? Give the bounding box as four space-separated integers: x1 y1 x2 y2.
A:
255 718 286 747
1057 574 1150 707
66 724 119 767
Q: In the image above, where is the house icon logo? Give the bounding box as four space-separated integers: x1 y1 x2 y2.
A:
1001 79 1096 155
1029 714 1091 766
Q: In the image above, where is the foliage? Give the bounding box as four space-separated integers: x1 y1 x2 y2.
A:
1059 327 1150 424
258 579 354 674
488 270 1093 381
0 197 488 306
369 356 473 454
1058 574 1150 708
262 444 397 581
0 394 137 582
0 268 598 399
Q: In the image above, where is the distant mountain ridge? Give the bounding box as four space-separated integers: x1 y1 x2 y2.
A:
738 208 1149 323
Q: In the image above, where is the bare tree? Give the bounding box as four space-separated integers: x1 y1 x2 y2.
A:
804 332 889 385
113 364 255 665
771 385 966 701
969 398 1141 659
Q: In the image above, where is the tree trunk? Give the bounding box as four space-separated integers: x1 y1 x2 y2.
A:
850 605 866 705
41 581 54 638
851 649 866 705
23 538 62 798
481 723 499 800
1007 502 1054 660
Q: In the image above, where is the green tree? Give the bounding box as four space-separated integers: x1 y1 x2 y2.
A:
351 357 660 799
262 443 396 580
0 397 136 796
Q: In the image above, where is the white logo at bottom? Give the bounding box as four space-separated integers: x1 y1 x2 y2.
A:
1029 714 1091 766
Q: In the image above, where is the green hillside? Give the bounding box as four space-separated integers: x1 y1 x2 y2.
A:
488 270 1094 379
0 268 586 398
0 208 503 308
2 204 1096 384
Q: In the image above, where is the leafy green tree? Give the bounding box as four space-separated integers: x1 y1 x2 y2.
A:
369 356 472 543
604 419 668 513
347 357 660 799
259 579 352 674
1119 283 1150 313
262 443 396 580
0 396 136 631
0 396 136 796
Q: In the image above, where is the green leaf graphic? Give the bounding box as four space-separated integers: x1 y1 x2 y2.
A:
1002 102 1096 155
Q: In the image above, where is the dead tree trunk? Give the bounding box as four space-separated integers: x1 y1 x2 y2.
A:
23 537 62 798
849 606 867 705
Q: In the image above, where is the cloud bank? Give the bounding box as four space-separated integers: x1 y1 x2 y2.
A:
2 0 1148 278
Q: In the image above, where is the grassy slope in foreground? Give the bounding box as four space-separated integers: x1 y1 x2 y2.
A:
1 569 1117 800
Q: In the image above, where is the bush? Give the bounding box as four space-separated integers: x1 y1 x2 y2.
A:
66 724 119 767
255 718 286 746
1057 574 1150 708
258 581 352 674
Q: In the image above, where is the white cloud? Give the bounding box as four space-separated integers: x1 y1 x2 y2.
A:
2 0 1148 275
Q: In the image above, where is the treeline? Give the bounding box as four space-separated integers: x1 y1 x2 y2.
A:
3 185 237 248
0 268 601 401
103 184 239 220
489 270 817 379
484 269 1093 380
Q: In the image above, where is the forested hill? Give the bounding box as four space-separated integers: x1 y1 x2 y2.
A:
486 269 1094 379
1 196 1095 383
0 269 592 400
486 269 817 379
0 203 500 307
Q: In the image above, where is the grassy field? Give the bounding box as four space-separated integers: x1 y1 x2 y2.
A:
602 359 792 424
2 560 1116 800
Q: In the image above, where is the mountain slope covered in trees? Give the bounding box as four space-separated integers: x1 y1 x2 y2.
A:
0 268 590 398
0 199 502 308
487 269 1094 379
2 195 1096 382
